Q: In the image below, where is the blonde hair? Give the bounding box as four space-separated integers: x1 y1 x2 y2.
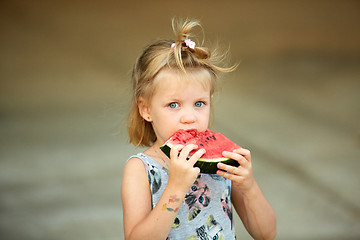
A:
128 18 237 147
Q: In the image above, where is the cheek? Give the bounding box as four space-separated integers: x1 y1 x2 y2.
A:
150 107 167 121
150 115 179 140
198 109 211 129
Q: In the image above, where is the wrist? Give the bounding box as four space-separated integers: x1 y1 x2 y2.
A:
165 181 189 199
158 184 188 215
240 182 260 201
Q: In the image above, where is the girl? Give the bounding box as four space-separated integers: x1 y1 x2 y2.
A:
122 18 276 240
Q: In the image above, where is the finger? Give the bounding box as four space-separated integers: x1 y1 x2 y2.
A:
222 151 250 168
178 144 198 160
233 148 251 162
170 144 184 160
216 169 243 182
188 148 206 166
217 162 246 175
192 166 201 175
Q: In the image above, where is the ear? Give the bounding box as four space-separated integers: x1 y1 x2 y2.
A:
137 97 152 122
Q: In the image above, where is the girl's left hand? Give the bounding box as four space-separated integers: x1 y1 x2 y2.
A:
216 148 255 194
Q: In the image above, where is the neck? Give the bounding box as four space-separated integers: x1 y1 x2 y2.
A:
145 143 170 168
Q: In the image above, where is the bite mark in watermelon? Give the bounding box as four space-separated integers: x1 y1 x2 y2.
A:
160 129 240 174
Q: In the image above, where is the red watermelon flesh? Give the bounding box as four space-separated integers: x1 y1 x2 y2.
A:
160 129 240 174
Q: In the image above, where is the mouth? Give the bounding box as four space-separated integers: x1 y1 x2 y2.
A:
173 128 198 136
178 128 197 131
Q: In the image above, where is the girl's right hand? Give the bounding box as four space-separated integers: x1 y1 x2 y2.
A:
167 144 205 193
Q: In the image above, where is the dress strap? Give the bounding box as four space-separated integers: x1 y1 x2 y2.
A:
128 153 166 172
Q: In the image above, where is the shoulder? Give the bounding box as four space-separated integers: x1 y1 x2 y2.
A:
122 155 151 194
122 156 148 183
125 155 147 169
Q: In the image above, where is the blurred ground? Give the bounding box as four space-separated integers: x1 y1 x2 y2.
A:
1 0 360 239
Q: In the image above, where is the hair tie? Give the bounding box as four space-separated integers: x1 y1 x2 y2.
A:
184 39 196 49
171 38 196 50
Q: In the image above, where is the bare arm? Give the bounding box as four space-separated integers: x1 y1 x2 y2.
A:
122 157 187 239
217 148 277 240
122 144 205 240
232 182 277 240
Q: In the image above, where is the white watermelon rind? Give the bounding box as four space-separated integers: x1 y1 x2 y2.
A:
160 144 240 174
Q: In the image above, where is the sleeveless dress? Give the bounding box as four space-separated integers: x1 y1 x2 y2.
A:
129 153 237 240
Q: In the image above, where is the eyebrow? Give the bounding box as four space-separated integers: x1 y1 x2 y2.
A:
166 95 210 101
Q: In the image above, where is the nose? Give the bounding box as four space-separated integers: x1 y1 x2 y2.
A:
180 107 196 125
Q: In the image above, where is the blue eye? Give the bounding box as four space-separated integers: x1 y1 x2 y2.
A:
194 101 205 107
168 102 179 108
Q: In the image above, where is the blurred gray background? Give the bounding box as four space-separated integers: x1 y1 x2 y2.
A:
1 0 359 239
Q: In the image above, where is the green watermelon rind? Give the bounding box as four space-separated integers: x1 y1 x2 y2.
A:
160 145 240 174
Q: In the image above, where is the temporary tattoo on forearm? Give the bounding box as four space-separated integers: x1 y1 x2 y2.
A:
161 195 180 212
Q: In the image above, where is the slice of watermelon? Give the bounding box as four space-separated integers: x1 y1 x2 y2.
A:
160 129 240 174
